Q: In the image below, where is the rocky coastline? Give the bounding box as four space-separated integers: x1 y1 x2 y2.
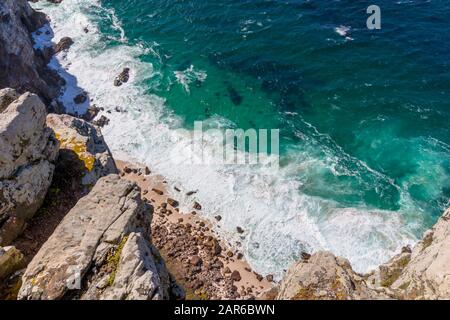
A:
0 0 449 300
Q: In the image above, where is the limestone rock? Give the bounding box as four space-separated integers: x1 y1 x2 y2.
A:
276 207 450 300
88 232 177 300
18 174 181 300
276 251 386 300
0 246 24 280
46 114 117 188
0 0 61 102
0 91 59 245
367 251 411 289
389 208 450 299
0 88 19 113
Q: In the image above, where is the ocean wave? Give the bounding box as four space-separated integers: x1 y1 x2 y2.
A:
32 0 420 277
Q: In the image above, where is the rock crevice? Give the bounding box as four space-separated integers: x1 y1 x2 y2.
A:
18 174 182 300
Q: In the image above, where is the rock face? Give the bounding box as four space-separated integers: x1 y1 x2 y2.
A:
277 207 450 300
18 174 182 300
276 252 385 300
0 0 61 103
46 114 117 188
0 90 59 246
388 208 450 299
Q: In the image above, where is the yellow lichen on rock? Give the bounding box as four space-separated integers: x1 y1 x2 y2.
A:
54 133 95 172
106 235 129 287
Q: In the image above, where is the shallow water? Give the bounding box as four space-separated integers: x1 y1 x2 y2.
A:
32 0 450 277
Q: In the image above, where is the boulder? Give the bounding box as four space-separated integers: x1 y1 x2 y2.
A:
54 37 74 54
114 68 130 87
73 92 87 105
82 104 102 122
93 115 110 128
18 174 182 300
46 114 117 188
0 90 59 245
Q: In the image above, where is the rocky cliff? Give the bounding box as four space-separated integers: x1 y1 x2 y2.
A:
0 0 449 301
0 0 62 103
276 207 450 300
0 89 59 246
18 174 182 300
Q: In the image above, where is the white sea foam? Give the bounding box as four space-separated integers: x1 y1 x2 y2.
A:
174 65 207 94
335 25 350 36
32 1 420 278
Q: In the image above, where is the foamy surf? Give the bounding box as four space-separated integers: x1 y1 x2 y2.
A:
31 0 420 278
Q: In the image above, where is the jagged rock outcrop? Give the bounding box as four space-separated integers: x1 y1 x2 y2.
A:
46 114 118 189
277 207 450 300
386 208 450 299
276 251 387 300
0 89 59 246
0 0 62 103
18 174 182 300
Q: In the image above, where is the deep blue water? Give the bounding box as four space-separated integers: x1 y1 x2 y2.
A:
102 0 450 220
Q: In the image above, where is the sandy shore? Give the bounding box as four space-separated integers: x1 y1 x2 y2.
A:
115 160 274 300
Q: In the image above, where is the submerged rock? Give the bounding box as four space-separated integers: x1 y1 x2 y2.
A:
227 86 243 106
193 202 202 210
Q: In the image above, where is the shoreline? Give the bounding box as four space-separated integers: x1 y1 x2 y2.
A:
1 0 449 301
26 0 437 279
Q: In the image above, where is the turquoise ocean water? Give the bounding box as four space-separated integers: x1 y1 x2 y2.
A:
33 0 449 277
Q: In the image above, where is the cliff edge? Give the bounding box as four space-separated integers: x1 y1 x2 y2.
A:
277 207 450 300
